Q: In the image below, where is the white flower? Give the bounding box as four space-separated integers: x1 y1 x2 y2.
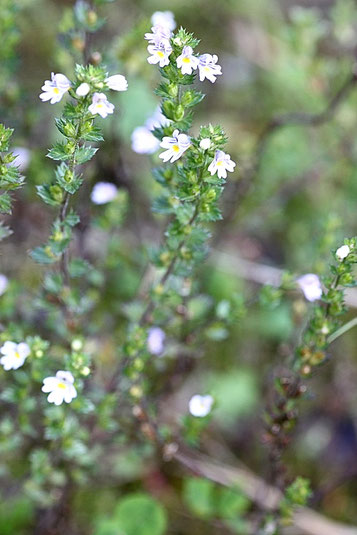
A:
145 25 172 47
208 150 236 179
131 126 160 154
198 54 222 83
200 138 211 150
151 11 176 31
297 274 323 302
105 74 128 92
42 370 77 406
159 129 191 163
12 147 31 172
189 394 214 417
91 182 118 204
336 244 350 261
39 73 71 104
88 92 114 118
147 43 172 68
145 106 170 130
0 274 8 296
76 82 90 96
0 341 30 371
147 327 166 355
176 46 199 75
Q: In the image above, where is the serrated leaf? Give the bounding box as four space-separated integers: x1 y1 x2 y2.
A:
0 193 12 214
47 143 71 161
75 146 98 164
81 127 103 142
36 185 61 206
30 246 58 264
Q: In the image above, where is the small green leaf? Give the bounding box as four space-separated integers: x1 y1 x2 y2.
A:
113 493 167 535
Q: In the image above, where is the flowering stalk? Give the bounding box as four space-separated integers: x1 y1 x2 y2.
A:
263 238 357 527
32 66 127 292
114 26 235 406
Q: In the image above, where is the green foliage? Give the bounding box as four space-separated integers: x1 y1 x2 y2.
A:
95 493 168 535
183 478 250 531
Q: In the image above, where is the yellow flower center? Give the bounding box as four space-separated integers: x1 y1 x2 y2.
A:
182 57 191 63
157 51 164 58
217 161 223 166
97 103 103 108
172 144 180 152
57 382 66 390
53 87 60 94
15 351 21 358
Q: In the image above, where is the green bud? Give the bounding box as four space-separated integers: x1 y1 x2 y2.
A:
161 101 175 120
50 185 63 202
168 83 178 97
174 105 185 121
205 188 216 201
64 170 73 183
181 91 193 107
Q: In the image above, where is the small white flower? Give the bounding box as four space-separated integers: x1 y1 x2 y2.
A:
76 82 90 96
189 394 214 417
91 182 118 204
145 106 170 130
147 327 166 355
12 147 31 172
297 274 323 302
0 274 8 296
105 74 128 92
198 54 222 83
39 72 71 104
151 11 176 31
159 129 191 163
200 138 211 150
145 25 172 47
147 43 172 68
336 244 350 261
131 126 160 154
176 46 199 75
208 150 236 179
0 341 30 371
88 92 114 118
42 370 77 406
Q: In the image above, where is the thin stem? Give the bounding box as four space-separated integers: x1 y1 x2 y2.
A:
139 206 199 326
328 316 357 344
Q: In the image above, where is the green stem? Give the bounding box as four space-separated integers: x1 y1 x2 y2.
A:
328 316 357 344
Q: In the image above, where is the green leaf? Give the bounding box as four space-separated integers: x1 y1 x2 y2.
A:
217 487 250 519
0 192 12 214
30 246 58 264
36 185 61 206
81 127 104 142
183 478 216 518
113 493 167 535
75 146 98 164
47 142 71 161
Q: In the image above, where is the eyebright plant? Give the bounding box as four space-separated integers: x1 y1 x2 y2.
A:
116 25 236 407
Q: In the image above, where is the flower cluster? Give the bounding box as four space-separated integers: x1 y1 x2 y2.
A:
145 14 222 84
0 340 77 405
40 70 128 119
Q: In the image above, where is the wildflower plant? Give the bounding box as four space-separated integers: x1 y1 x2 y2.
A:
2 3 357 535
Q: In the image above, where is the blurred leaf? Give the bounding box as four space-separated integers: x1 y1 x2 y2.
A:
183 477 215 518
113 493 167 535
